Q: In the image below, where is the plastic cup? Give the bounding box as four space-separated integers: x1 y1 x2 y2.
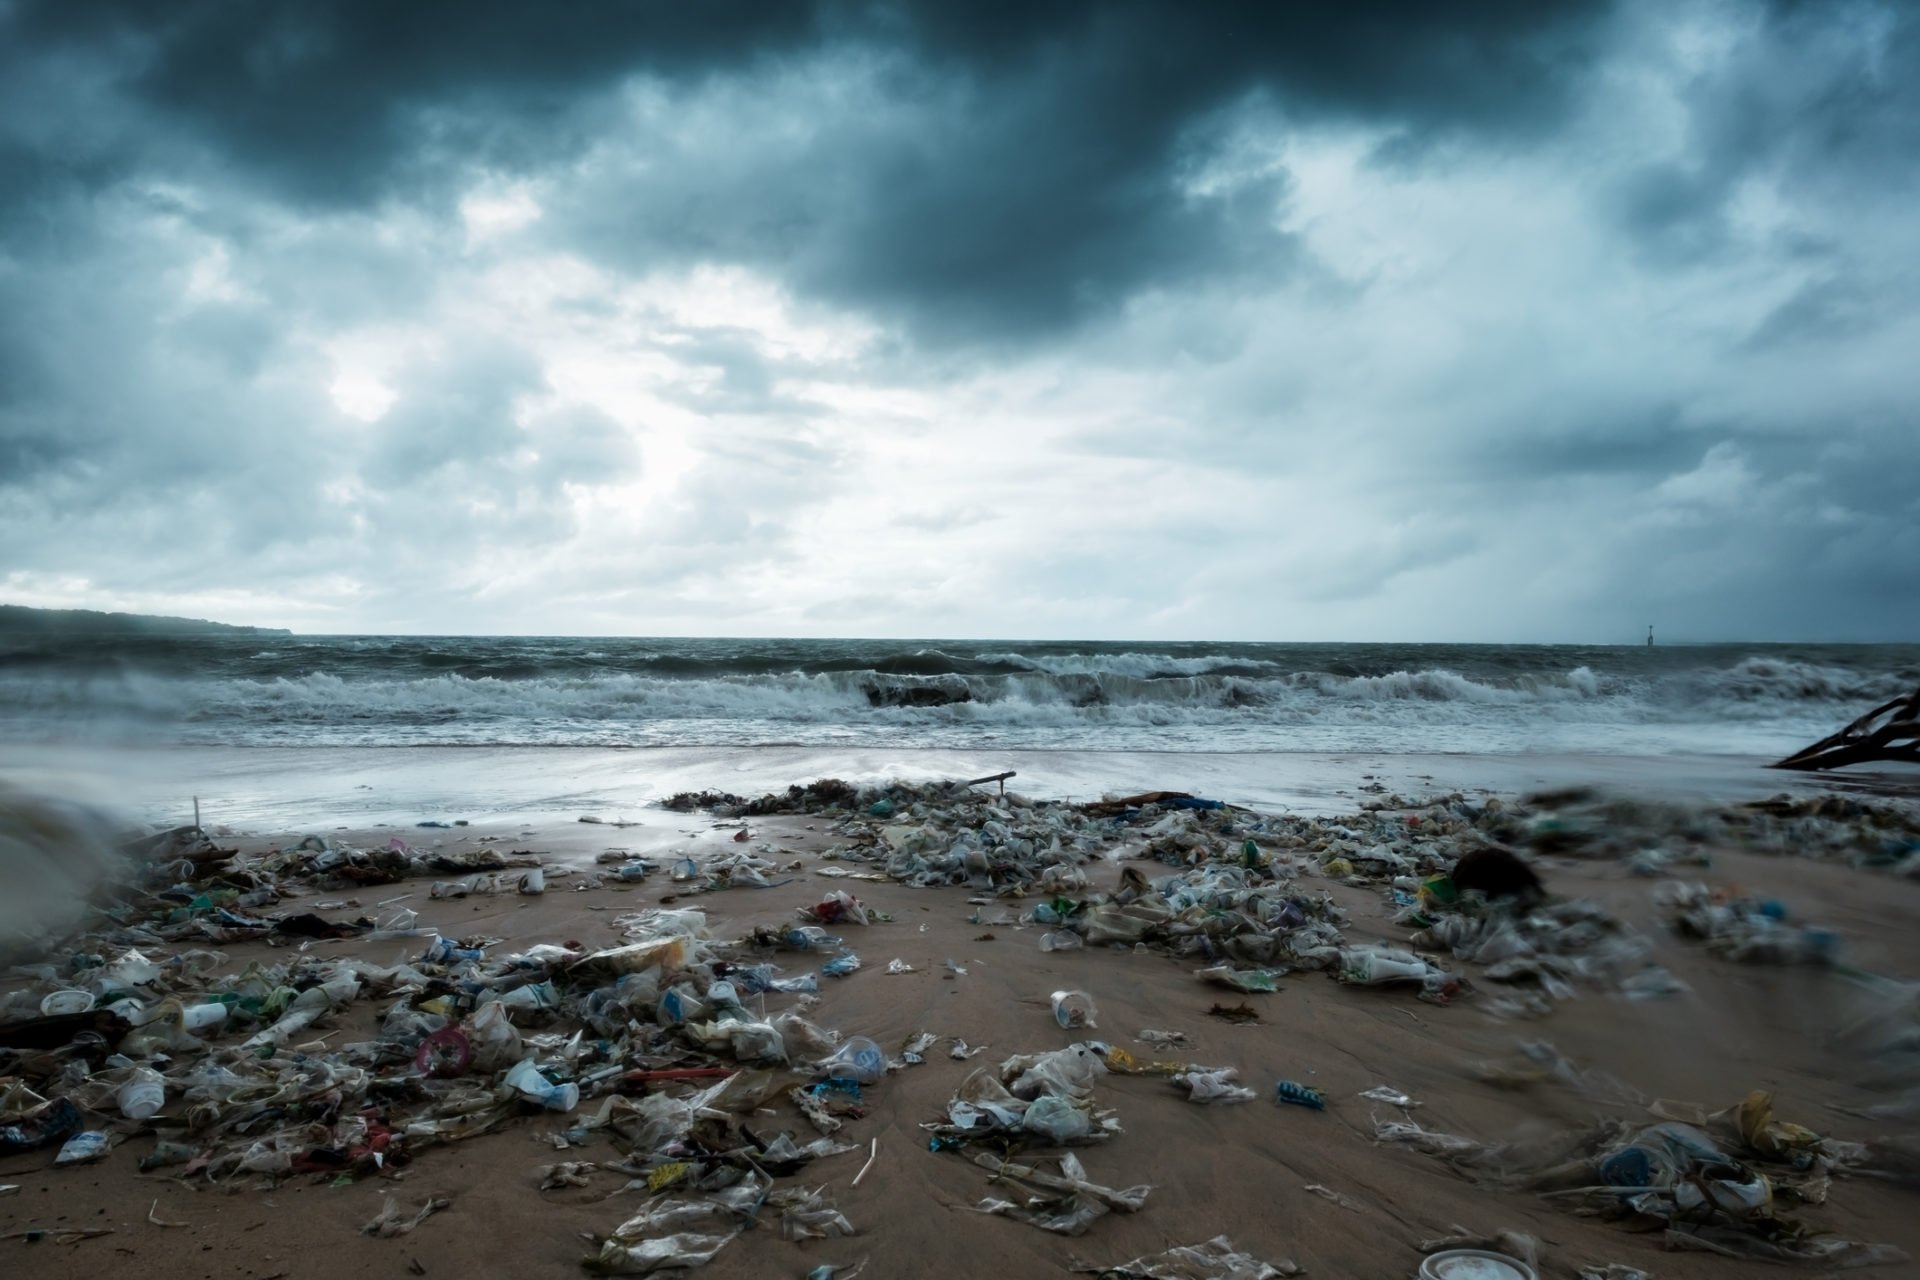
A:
40 989 96 1015
1350 952 1429 983
118 1068 166 1120
518 867 545 895
1050 990 1098 1029
823 1036 886 1083
180 1002 229 1033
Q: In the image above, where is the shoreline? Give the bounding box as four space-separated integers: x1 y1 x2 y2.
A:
5 741 1916 833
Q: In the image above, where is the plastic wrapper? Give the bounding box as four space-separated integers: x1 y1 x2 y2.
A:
1175 1068 1256 1104
1072 1235 1300 1279
1022 1093 1094 1142
582 1229 742 1274
1003 1043 1107 1101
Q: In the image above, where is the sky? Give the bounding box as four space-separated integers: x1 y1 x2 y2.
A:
1 1 1916 642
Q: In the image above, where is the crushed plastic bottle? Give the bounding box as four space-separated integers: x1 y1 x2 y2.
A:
1275 1080 1326 1110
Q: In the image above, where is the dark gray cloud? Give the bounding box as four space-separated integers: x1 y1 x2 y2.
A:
1 0 1917 640
5 0 1615 344
1605 1 1920 262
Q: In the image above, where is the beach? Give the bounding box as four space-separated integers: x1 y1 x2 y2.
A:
5 638 1920 1276
5 753 1920 1279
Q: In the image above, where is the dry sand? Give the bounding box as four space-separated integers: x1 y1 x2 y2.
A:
6 796 1920 1279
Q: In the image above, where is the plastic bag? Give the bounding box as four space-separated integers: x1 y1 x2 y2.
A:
1005 1044 1107 1101
583 1231 740 1274
467 1001 523 1071
1176 1069 1256 1104
1022 1093 1094 1142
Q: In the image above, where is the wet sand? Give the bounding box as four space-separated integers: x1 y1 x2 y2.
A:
6 741 1915 831
7 790 1920 1280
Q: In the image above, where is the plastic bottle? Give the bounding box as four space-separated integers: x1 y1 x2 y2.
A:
1343 950 1430 984
179 1001 229 1034
1039 930 1083 952
118 1067 166 1120
423 936 485 965
1275 1080 1326 1110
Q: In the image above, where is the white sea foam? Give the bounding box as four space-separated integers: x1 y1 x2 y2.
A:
1 647 1907 758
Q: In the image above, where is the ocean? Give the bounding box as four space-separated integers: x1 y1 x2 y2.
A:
2 635 1913 758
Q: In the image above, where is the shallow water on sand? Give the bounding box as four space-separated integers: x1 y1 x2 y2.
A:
4 742 1910 831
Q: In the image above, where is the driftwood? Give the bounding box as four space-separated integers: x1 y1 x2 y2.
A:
1771 687 1920 771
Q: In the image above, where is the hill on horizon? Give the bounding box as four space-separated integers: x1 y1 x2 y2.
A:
0 604 290 637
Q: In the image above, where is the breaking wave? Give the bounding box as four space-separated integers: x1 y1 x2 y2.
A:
0 635 1912 755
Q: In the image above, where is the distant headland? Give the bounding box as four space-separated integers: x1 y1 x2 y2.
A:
0 604 290 637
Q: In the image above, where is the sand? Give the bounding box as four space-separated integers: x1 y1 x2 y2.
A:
6 781 1920 1279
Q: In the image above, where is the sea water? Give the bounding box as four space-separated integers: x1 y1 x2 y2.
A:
2 636 1913 827
1 635 1912 756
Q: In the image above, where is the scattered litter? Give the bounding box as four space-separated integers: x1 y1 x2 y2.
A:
53 1130 110 1165
1417 1227 1539 1270
1207 1002 1259 1024
362 1195 451 1238
1419 1248 1536 1280
1302 1183 1364 1211
884 959 916 975
1274 1081 1325 1111
1173 1069 1257 1104
849 1137 879 1187
1051 989 1097 1029
535 1161 597 1190
1657 882 1841 966
1073 1234 1302 1278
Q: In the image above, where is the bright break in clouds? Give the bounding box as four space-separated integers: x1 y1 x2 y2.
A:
1 0 1916 640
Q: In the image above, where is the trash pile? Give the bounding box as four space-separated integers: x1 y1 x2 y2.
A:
0 829 900 1273
712 780 1689 1014
1655 881 1842 966
7 776 1914 1272
1476 787 1920 878
1375 1081 1907 1268
1405 871 1686 1013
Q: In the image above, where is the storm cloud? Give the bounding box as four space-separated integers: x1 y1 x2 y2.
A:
1 0 1915 639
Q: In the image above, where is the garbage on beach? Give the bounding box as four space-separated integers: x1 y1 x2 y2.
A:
1073 1234 1302 1278
1657 881 1841 965
6 773 1916 1273
1373 1080 1904 1268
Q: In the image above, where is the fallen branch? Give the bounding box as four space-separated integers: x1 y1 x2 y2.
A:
1771 687 1920 771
